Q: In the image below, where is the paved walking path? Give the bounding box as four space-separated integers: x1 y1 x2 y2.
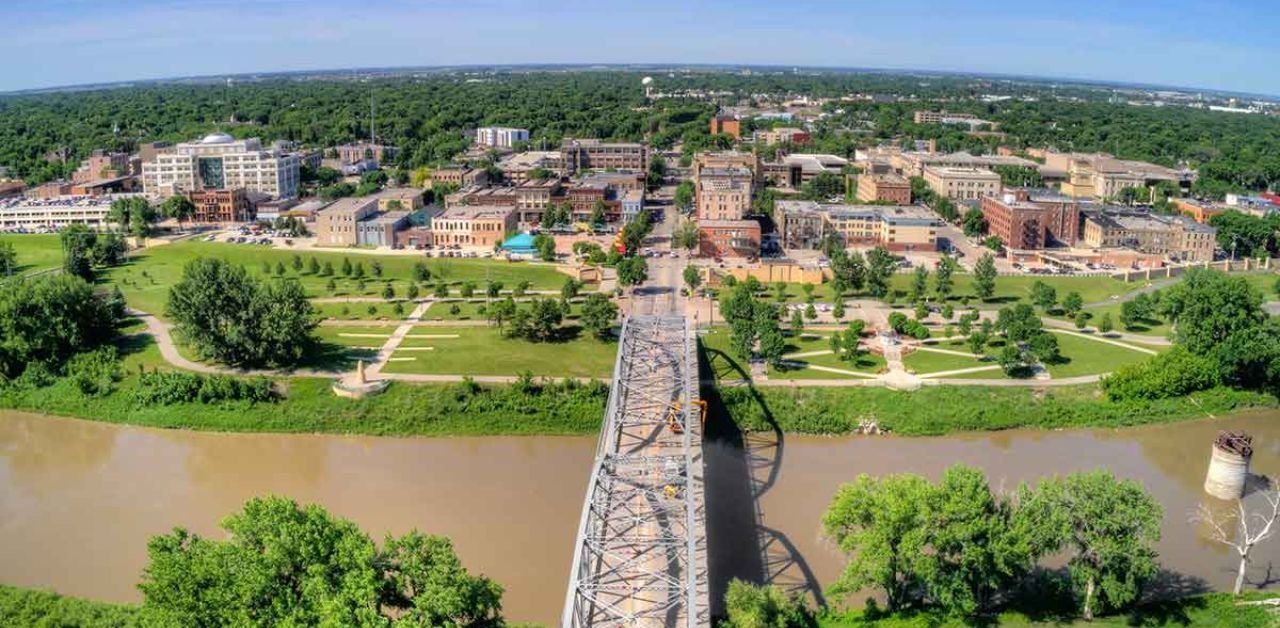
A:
917 364 1004 379
778 362 879 379
911 345 977 358
365 301 433 377
1041 317 1170 346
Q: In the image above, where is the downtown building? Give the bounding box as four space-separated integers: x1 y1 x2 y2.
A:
775 200 940 252
475 127 531 149
141 133 301 199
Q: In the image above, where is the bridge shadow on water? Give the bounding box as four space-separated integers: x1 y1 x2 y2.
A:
699 342 826 618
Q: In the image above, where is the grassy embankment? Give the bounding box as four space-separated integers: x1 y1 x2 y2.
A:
100 240 570 316
0 233 64 274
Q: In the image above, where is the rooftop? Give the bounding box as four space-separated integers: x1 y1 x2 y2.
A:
438 204 515 221
924 165 1001 177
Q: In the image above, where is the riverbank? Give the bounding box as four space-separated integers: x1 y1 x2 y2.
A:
711 384 1277 437
0 368 1274 438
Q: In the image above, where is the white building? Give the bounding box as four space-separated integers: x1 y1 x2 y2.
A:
0 194 144 231
474 127 530 149
141 133 301 199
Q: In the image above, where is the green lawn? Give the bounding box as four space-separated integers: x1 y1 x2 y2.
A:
755 273 1144 307
101 241 570 316
1043 330 1156 378
379 325 617 378
0 233 63 274
423 298 584 322
902 347 993 375
775 350 886 379
313 300 411 321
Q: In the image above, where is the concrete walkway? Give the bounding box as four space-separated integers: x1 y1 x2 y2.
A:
917 364 1003 379
911 345 977 358
1041 317 1171 346
1047 328 1159 355
364 300 434 377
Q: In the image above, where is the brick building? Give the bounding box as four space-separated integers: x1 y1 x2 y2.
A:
186 188 252 223
698 219 760 258
561 139 645 173
709 115 741 140
980 192 1081 250
922 166 1001 201
432 205 517 249
695 167 754 221
856 173 911 205
775 200 939 252
1082 211 1215 262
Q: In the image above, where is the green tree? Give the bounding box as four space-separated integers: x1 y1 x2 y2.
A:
823 473 932 611
589 199 607 227
1016 471 1162 620
60 224 97 281
561 277 581 302
1099 312 1114 334
616 256 648 289
274 261 286 276
370 259 383 278
1062 291 1084 315
160 194 196 229
413 261 431 283
341 257 353 277
166 258 318 367
509 298 563 342
973 253 997 301
910 266 929 303
721 580 814 628
321 260 334 277
353 262 366 280
0 241 15 277
935 255 956 301
533 234 557 262
486 281 502 299
1030 280 1057 311
460 281 476 299
0 274 121 379
841 319 865 363
674 180 695 212
138 496 502 627
683 266 701 292
789 310 805 335
382 283 396 301
486 297 517 330
832 299 845 321
326 278 337 294
865 247 895 299
434 282 449 298
308 257 321 275
108 196 158 242
674 220 700 251
580 293 618 340
962 207 987 238
1074 311 1088 330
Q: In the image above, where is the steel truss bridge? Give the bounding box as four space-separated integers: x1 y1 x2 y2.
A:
562 315 709 628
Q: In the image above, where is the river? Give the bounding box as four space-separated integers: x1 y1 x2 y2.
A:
0 410 1276 623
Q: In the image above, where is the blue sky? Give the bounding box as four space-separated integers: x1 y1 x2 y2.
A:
5 0 1278 95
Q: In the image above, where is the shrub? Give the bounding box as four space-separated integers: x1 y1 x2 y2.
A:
66 347 121 397
1102 347 1221 401
134 372 278 405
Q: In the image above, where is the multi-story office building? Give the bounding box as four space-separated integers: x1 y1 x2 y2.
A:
314 197 381 247
1082 211 1216 262
0 193 145 230
775 200 940 252
432 205 516 249
561 139 645 172
856 173 912 205
922 166 1002 201
73 150 133 183
475 127 530 149
762 154 848 190
430 165 490 188
186 188 252 223
696 167 754 221
753 127 810 146
891 150 1039 178
141 133 300 199
499 151 564 184
357 211 410 248
335 142 397 165
980 192 1082 250
709 115 741 140
1045 152 1194 200
913 111 980 125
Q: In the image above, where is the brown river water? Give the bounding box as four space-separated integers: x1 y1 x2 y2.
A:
0 410 1277 623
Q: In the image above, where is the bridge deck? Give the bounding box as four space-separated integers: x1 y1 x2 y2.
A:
563 315 708 628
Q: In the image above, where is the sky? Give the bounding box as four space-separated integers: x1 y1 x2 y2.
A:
5 0 1279 95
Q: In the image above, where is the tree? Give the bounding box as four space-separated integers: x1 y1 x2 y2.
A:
789 310 805 335
274 261 286 277
138 496 502 627
909 266 929 303
822 473 933 611
1062 291 1084 316
321 260 334 277
674 180 694 212
160 194 196 229
0 241 14 276
773 282 788 303
108 196 158 242
486 297 517 330
1160 268 1264 355
831 249 866 294
1099 312 1114 334
683 266 701 292
1030 280 1057 311
1193 484 1280 596
1027 331 1061 364
370 259 383 278
616 256 648 290
307 257 320 275
1074 311 1088 330
973 253 997 301
325 278 337 294
832 300 845 321
829 331 843 358
560 277 581 302
997 344 1025 375
865 247 895 299
841 320 865 363
434 282 449 298
486 281 502 299
508 298 563 342
962 207 987 238
759 321 787 368
341 257 353 277
460 281 476 299
579 293 618 340
801 171 844 200
533 234 557 262
382 283 396 301
914 302 929 322
967 328 989 356
996 304 1044 343
645 153 667 191
935 255 956 301
60 224 97 281
353 262 366 280
165 258 318 367
413 261 431 283
1016 471 1162 620
674 220 700 252
0 274 121 379
589 199 607 227
722 580 814 628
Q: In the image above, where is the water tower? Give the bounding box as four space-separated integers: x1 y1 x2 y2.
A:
642 76 654 100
